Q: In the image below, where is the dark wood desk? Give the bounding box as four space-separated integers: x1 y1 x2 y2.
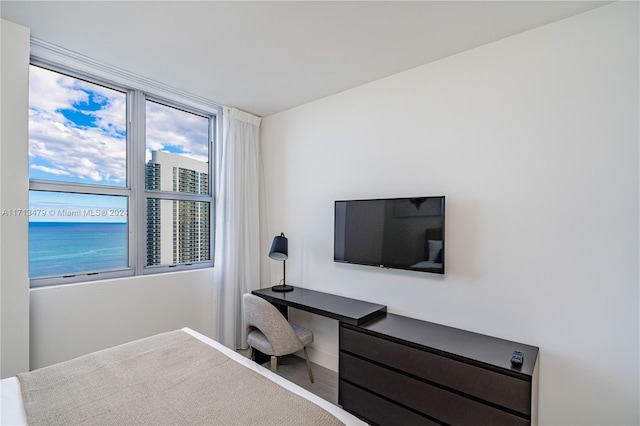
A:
252 287 539 425
252 287 387 326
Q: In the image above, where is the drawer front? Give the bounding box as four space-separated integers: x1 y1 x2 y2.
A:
340 380 439 426
341 326 531 415
340 352 530 426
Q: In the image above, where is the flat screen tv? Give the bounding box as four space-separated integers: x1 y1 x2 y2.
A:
334 196 445 274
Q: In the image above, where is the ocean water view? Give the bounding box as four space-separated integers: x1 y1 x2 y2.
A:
29 222 128 278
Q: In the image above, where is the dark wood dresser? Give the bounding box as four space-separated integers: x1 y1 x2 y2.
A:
339 313 539 425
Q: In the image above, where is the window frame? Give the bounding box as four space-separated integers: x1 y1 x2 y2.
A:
138 94 216 275
28 41 220 288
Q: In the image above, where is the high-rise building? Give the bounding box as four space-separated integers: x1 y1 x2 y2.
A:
145 151 209 266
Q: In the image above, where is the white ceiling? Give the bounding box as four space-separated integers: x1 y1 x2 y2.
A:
2 1 609 117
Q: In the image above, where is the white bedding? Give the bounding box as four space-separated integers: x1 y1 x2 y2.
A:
0 327 366 426
0 375 24 425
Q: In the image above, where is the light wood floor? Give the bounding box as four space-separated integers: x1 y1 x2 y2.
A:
238 349 338 405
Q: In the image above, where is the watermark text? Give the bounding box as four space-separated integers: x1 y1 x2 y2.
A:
1 208 128 218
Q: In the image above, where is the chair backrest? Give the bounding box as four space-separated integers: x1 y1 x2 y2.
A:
243 293 303 356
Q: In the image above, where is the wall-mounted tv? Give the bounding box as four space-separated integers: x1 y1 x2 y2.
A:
334 196 445 274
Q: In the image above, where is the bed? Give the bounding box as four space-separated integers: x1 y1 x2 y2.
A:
0 328 366 425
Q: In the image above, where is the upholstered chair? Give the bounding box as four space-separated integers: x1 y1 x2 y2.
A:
243 293 314 383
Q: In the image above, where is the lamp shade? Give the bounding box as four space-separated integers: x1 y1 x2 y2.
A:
269 233 288 261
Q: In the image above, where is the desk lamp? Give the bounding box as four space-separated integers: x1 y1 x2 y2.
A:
269 232 293 292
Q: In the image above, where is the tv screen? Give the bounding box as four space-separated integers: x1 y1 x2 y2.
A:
334 196 445 274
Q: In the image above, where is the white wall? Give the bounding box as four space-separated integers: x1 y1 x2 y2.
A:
0 18 215 374
261 3 639 425
0 19 30 379
30 269 214 370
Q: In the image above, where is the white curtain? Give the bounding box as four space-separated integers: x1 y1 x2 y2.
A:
213 107 262 349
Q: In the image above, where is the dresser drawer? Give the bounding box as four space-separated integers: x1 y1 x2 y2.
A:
341 326 531 416
340 380 439 426
340 352 530 426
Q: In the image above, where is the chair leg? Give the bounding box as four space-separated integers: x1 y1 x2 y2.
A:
303 347 314 383
249 347 254 361
270 355 277 373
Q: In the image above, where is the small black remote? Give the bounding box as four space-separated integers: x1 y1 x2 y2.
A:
510 350 524 366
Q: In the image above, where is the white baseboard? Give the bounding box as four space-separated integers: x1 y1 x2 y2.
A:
307 344 338 372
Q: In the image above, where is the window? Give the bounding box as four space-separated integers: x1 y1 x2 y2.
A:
28 61 218 287
144 101 212 268
28 192 129 278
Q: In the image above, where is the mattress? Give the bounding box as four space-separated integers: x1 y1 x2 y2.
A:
0 327 366 425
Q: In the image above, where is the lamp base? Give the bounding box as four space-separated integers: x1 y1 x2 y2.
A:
271 284 294 292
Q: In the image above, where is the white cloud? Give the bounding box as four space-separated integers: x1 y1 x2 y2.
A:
29 66 88 113
30 164 72 176
146 100 209 163
28 65 126 185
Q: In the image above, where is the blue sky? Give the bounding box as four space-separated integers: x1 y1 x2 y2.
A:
28 65 209 222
